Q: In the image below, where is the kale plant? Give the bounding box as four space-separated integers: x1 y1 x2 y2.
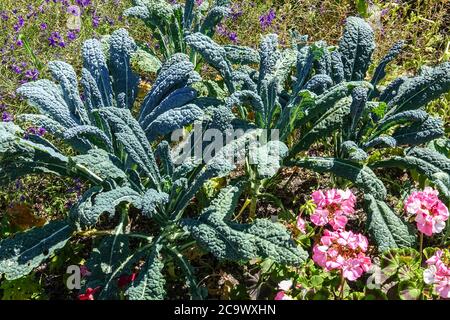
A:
124 0 230 65
0 29 307 300
184 17 450 252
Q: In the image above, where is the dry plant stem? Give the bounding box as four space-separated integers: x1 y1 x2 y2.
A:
339 270 345 300
419 232 424 263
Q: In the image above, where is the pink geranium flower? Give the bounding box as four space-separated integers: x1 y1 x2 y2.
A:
118 273 138 288
78 286 101 300
424 250 450 299
313 229 371 281
296 215 307 234
404 187 449 236
310 189 356 230
274 291 293 300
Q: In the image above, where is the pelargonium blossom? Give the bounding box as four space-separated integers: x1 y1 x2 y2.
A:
310 189 356 230
423 250 450 299
313 229 371 281
296 215 306 234
78 286 101 300
404 187 449 236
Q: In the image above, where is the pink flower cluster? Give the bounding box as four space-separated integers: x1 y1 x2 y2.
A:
310 189 356 230
312 229 371 281
404 187 449 236
274 280 294 300
423 250 450 299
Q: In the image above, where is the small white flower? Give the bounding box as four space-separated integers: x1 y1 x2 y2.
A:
423 265 437 285
278 280 293 292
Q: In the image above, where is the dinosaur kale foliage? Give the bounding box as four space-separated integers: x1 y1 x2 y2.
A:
124 0 231 65
0 29 306 299
184 16 449 251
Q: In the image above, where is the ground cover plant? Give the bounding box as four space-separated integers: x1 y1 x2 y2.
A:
0 0 449 300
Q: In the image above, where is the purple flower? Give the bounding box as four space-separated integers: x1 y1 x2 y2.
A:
24 126 46 139
76 0 91 7
40 23 48 30
228 32 238 44
13 16 25 32
11 64 22 74
216 23 228 36
195 0 204 6
25 69 39 80
67 30 77 41
16 39 23 47
67 5 81 16
229 4 243 21
2 112 13 122
259 8 276 30
48 31 65 47
92 12 100 28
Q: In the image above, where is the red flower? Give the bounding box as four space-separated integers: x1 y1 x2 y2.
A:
118 273 138 289
78 286 101 300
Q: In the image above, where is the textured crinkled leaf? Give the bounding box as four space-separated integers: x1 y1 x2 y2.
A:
131 49 162 76
348 86 368 135
379 77 407 103
70 149 127 184
330 50 345 84
156 140 174 177
126 243 165 300
141 188 168 218
258 34 281 83
338 17 375 81
341 141 368 161
74 187 141 228
81 68 104 112
225 90 264 115
292 98 351 153
314 41 332 76
376 110 429 134
96 107 160 184
185 33 233 90
371 41 404 87
363 136 397 149
63 125 113 152
388 62 450 112
17 80 79 129
303 74 333 95
140 87 197 129
200 6 230 37
0 220 73 280
297 81 372 127
375 156 442 179
82 39 114 108
391 116 444 146
290 157 386 199
365 194 417 252
223 45 260 65
109 28 139 109
274 48 298 87
249 141 288 178
124 0 173 25
431 172 450 203
406 147 450 175
48 61 90 124
139 55 195 120
182 184 307 265
144 104 203 141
